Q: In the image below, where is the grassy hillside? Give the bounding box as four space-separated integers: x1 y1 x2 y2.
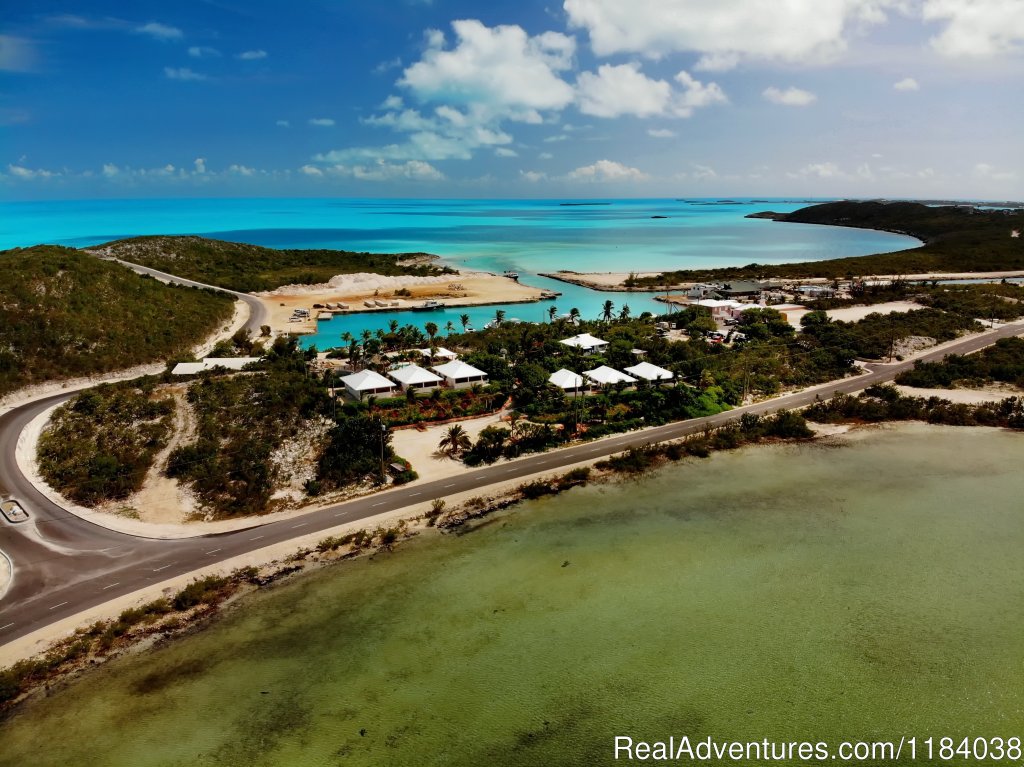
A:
88 235 454 292
631 201 1024 285
0 246 234 397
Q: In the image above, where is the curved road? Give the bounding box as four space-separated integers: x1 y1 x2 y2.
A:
1 317 1022 648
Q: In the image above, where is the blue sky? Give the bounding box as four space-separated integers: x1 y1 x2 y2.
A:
2 0 1022 199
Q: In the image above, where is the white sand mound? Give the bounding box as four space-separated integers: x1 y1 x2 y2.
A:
259 272 453 296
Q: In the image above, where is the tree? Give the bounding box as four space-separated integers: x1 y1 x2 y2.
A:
438 424 472 456
460 313 471 332
445 320 455 336
547 305 558 322
425 321 439 345
569 307 581 325
260 324 271 337
601 300 615 322
619 304 631 322
318 415 393 489
388 319 400 334
494 309 506 326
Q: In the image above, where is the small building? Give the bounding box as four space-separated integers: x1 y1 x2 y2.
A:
389 363 443 392
548 368 586 393
340 369 398 400
583 365 637 387
624 361 674 382
693 299 749 321
560 333 609 354
171 357 262 375
419 346 459 361
432 360 489 389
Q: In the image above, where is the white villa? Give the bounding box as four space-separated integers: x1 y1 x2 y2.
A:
389 363 443 393
432 360 489 389
560 333 609 354
583 365 637 387
340 369 398 400
624 361 674 382
419 347 459 361
171 357 262 375
548 368 586 393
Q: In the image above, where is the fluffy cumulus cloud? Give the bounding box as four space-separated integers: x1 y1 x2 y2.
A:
188 46 220 58
576 63 725 118
399 20 576 118
567 159 649 182
893 76 920 90
6 163 58 179
923 0 1024 57
564 0 899 64
306 159 445 182
164 67 207 82
136 22 182 40
763 86 817 106
237 49 268 60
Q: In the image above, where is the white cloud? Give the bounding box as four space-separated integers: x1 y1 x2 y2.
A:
647 128 677 138
974 162 1017 181
228 164 256 176
399 20 576 115
793 161 843 178
300 164 324 176
382 95 404 110
136 22 182 41
521 170 547 182
188 46 220 58
193 157 207 174
692 164 718 180
543 134 570 143
374 57 403 74
539 152 554 159
567 159 648 182
693 52 740 72
0 35 39 72
576 63 725 118
893 76 920 90
101 163 119 177
318 159 445 182
164 67 207 82
923 0 1024 57
763 86 817 106
495 147 518 157
237 49 267 60
276 119 290 127
7 164 57 179
564 0 900 63
309 118 335 126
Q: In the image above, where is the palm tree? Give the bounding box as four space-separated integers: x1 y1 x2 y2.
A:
424 321 439 346
445 320 455 336
494 309 506 326
438 424 472 456
619 304 631 322
388 319 400 334
460 313 471 332
361 329 372 344
340 331 353 347
569 307 581 325
601 299 615 322
547 305 558 322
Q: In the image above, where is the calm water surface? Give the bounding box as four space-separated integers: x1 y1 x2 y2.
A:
2 424 1022 766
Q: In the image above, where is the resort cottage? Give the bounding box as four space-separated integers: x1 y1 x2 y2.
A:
560 333 609 355
432 360 489 389
389 363 443 393
419 347 459 361
548 368 587 393
583 365 637 387
624 361 674 382
340 369 398 401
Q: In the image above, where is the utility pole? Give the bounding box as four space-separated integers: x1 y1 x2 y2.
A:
380 422 387 482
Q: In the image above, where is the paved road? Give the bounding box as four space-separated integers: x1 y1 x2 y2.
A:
1 321 1022 649
101 256 269 335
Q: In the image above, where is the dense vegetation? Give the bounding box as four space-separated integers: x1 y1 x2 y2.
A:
805 384 1024 429
0 246 234 397
37 381 174 506
896 337 1024 390
801 307 979 360
89 236 454 292
629 201 1024 284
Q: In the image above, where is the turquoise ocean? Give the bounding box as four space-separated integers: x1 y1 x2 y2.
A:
0 197 920 347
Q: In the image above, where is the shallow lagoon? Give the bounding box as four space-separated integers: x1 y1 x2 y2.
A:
2 423 1022 766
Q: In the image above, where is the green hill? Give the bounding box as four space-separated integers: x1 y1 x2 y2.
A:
0 246 234 397
87 235 454 292
631 201 1024 285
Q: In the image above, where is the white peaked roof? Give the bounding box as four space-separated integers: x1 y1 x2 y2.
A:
624 361 674 381
432 360 488 380
560 333 608 350
341 369 396 391
583 366 637 385
171 357 261 375
548 368 585 389
419 347 458 360
389 363 442 386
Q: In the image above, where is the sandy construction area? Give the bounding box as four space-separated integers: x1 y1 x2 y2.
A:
391 411 508 484
825 300 925 323
257 272 546 335
894 384 1021 404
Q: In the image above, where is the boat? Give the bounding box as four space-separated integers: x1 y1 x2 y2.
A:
539 290 561 299
503 270 519 281
412 300 445 311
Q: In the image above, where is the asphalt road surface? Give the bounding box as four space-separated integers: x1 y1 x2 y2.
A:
1 320 1022 649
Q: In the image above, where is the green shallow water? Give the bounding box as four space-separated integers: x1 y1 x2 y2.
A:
2 423 1024 766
